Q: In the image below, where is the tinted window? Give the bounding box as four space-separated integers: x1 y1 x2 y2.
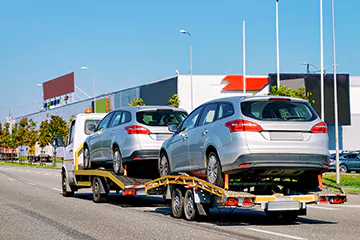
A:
241 100 317 121
121 112 131 124
84 119 101 135
218 103 234 119
109 111 122 128
199 104 218 126
180 106 203 132
136 111 187 126
97 113 113 131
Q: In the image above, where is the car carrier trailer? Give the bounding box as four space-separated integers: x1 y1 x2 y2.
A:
62 146 347 223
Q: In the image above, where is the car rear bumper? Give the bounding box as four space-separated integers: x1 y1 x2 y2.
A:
222 153 330 175
123 150 160 163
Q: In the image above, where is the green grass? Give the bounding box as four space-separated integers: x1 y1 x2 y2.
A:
0 161 60 169
346 188 360 194
323 173 360 187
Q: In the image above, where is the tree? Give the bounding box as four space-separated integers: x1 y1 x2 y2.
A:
168 94 180 108
129 98 145 106
39 115 67 166
9 123 19 150
1 123 10 160
27 119 38 161
268 85 315 106
16 118 30 160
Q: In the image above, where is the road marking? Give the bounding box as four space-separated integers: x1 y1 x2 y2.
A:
28 182 36 186
246 228 307 240
52 188 62 192
45 173 50 176
308 206 339 211
333 205 360 208
7 178 15 181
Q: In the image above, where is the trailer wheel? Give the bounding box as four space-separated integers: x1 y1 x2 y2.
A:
61 172 74 197
171 188 184 218
184 189 198 221
113 148 124 175
83 146 90 170
92 177 108 203
206 152 224 187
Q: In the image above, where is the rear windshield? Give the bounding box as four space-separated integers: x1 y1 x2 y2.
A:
241 100 317 121
136 111 188 126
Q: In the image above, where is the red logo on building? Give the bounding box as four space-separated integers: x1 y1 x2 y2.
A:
222 75 269 91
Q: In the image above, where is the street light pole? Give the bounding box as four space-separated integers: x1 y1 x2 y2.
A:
243 20 246 94
320 0 325 121
180 30 193 110
331 0 340 184
81 66 96 113
275 0 280 89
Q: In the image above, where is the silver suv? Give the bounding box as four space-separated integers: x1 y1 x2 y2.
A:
159 96 329 187
83 106 187 175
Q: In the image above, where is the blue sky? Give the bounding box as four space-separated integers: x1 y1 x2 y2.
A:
0 0 359 121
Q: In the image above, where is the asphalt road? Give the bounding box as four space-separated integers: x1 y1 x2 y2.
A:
1 165 360 240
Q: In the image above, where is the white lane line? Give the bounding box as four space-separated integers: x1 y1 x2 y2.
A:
246 228 307 240
44 173 50 176
52 188 62 192
308 206 339 211
7 178 16 181
333 205 360 208
28 182 36 186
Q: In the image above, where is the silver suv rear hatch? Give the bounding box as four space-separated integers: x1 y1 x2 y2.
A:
237 97 328 154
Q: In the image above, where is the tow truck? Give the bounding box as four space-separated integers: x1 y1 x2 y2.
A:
61 136 347 223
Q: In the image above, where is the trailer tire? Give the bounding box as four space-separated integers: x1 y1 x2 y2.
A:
113 148 124 175
184 189 198 221
171 188 184 218
92 177 108 203
61 172 74 197
84 146 91 170
206 152 224 187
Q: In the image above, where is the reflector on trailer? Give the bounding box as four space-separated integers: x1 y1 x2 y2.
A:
319 196 328 204
329 196 344 204
123 189 136 196
225 197 239 206
242 198 253 206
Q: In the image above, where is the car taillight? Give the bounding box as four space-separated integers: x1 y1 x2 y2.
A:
124 125 151 134
330 159 334 164
310 122 328 133
224 120 262 132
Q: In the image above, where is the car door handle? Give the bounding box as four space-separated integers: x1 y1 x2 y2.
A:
180 133 188 140
110 130 115 136
202 129 208 135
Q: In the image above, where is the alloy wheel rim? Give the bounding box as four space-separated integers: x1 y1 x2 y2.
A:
62 174 66 192
84 149 89 167
159 156 169 176
94 180 100 198
186 193 195 217
173 193 180 215
207 155 218 184
113 151 120 173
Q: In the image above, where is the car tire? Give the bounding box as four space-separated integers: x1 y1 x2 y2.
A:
206 152 224 187
113 148 124 175
83 146 90 170
159 152 170 177
171 188 184 218
62 171 74 197
340 164 348 173
184 189 198 221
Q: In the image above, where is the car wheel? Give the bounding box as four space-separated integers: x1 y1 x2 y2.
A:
184 189 198 221
62 171 74 197
171 188 184 218
159 153 170 177
206 152 224 187
83 146 90 170
340 164 348 173
113 148 124 175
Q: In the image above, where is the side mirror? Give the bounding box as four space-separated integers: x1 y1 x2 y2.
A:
88 123 96 133
168 124 178 133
